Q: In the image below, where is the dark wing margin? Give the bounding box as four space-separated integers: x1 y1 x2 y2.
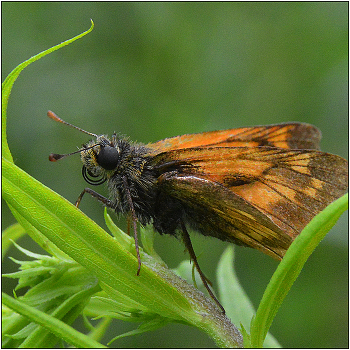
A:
148 123 321 152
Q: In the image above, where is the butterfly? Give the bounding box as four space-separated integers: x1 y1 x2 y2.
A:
48 110 348 312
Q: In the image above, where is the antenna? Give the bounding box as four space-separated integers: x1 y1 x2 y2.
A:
47 110 97 137
49 147 95 162
48 110 98 162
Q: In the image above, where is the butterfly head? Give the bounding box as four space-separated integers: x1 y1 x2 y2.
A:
80 135 121 185
47 110 121 185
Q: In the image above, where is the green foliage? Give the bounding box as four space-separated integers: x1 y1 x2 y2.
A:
2 18 347 348
2 223 26 260
2 245 102 348
250 193 348 347
2 23 242 348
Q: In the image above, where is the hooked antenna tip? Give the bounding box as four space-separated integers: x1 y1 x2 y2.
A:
47 110 62 123
49 153 65 162
47 110 97 137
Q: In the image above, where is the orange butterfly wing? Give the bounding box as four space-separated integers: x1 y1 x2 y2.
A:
148 123 321 152
153 146 348 258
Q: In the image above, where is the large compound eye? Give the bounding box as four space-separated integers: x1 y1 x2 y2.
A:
96 145 120 170
82 166 106 185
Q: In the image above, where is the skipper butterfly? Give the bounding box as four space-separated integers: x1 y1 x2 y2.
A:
48 111 348 312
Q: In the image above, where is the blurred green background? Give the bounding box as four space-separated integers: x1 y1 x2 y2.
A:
2 2 348 348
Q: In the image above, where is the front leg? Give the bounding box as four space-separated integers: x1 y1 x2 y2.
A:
75 188 114 209
75 185 142 277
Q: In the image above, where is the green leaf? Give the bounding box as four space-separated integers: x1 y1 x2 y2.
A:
104 210 166 266
2 223 26 260
108 315 171 345
87 317 113 344
2 159 189 316
250 193 348 347
2 156 243 347
2 292 105 348
2 20 94 163
2 240 102 347
217 246 281 348
217 246 255 330
172 259 204 289
104 208 134 247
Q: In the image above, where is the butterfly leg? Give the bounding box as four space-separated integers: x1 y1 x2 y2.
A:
122 176 142 276
75 188 114 208
75 184 142 276
180 221 225 314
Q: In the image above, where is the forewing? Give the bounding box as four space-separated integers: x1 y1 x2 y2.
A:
148 123 321 152
154 147 348 242
157 173 291 260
